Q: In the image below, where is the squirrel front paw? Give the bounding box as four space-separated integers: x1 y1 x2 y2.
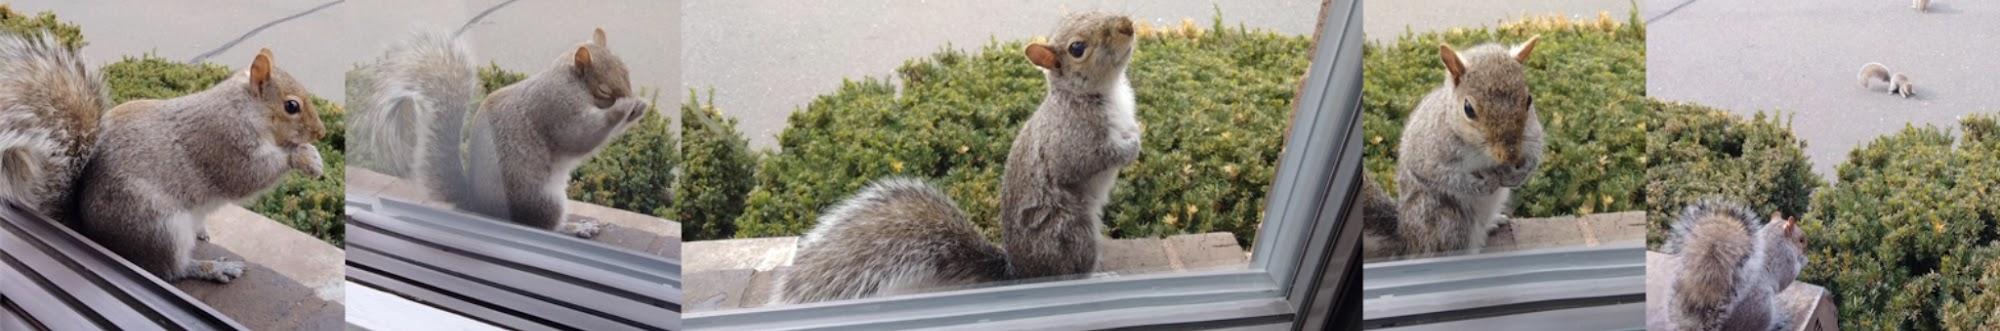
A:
191 258 246 283
613 97 649 123
289 144 325 178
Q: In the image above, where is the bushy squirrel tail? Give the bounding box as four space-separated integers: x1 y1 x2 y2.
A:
1666 200 1759 330
370 32 481 206
0 32 108 211
1360 176 1404 258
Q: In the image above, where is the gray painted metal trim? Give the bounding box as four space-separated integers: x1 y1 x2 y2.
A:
0 200 246 330
1362 243 1647 329
345 195 682 330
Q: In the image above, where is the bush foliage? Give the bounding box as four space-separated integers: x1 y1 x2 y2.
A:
1799 115 2000 329
733 17 1312 246
101 55 348 246
0 5 84 50
1363 13 1647 218
675 91 758 241
1642 100 1821 250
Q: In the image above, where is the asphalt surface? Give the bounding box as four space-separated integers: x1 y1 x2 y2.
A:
8 0 682 106
1646 0 2000 177
682 0 1322 149
1364 0 1639 43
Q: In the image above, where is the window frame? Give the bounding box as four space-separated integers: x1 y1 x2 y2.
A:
683 0 1361 328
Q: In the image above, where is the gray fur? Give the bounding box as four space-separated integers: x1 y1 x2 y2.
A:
356 32 478 177
1661 200 1807 331
777 178 1008 303
776 12 1140 303
0 32 110 219
1371 39 1545 259
394 30 646 236
75 53 326 283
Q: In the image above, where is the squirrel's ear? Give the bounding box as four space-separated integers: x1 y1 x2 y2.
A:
250 48 273 94
1026 43 1060 71
1512 35 1541 64
593 27 608 46
574 46 593 71
1439 43 1465 85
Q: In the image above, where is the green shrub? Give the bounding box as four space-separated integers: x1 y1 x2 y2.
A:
1363 13 1647 218
0 5 84 50
101 55 347 246
479 62 526 94
1801 114 2000 329
1642 100 1820 250
675 91 757 240
733 16 1312 247
566 90 677 220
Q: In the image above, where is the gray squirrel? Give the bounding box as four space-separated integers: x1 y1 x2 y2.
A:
1363 36 1546 260
776 12 1141 304
1859 62 1914 98
0 32 109 221
363 29 648 238
1659 200 1807 331
65 46 324 283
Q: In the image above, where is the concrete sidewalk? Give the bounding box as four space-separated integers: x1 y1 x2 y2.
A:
1364 0 1638 43
9 0 682 106
1645 0 2000 177
682 0 1321 150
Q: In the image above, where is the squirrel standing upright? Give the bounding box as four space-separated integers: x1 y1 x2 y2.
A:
364 29 648 238
1363 36 1546 260
0 32 109 220
1859 62 1914 98
68 48 326 283
775 12 1141 304
1658 200 1807 331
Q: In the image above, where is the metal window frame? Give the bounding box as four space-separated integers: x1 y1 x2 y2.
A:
0 200 247 330
684 0 1361 329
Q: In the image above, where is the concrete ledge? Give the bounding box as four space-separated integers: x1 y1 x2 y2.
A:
346 167 681 258
684 232 1250 312
172 205 344 330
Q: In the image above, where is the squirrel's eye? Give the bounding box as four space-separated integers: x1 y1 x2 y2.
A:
284 100 301 115
1068 41 1086 58
1525 95 1534 108
1462 101 1476 120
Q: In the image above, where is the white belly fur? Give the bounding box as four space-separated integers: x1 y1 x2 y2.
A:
1466 187 1510 252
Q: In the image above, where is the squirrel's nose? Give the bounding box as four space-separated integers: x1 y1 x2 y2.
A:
1116 18 1134 36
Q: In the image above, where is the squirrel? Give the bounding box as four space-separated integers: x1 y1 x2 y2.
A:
1913 0 1930 12
1363 36 1546 260
0 32 110 220
775 12 1141 304
1660 200 1807 331
69 48 326 283
363 29 648 238
1858 62 1914 98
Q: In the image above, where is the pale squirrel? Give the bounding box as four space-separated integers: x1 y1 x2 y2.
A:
1913 0 1931 12
1858 62 1914 98
0 32 110 220
1660 200 1807 331
70 48 326 283
1363 36 1546 260
775 12 1141 304
365 29 647 238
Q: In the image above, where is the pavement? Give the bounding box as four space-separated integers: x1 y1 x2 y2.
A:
681 0 1322 150
345 167 683 259
1363 0 1639 43
8 0 683 106
681 231 1251 313
1645 0 2000 177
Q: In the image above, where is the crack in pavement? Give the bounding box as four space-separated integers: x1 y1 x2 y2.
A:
189 0 346 64
1646 0 1697 25
455 0 525 38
